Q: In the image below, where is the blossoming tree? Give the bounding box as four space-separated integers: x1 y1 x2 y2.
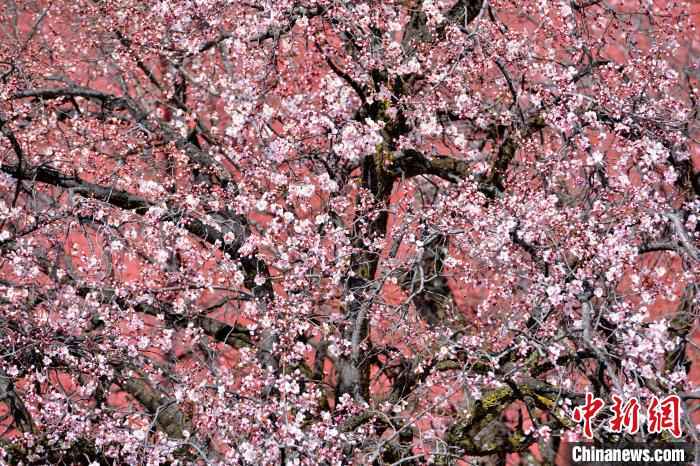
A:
0 0 698 464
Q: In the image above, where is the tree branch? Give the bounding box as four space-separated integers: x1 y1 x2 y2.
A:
0 163 272 298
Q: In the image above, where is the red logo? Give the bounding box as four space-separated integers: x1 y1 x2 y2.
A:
647 395 682 438
609 395 641 434
572 393 682 439
572 392 606 439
